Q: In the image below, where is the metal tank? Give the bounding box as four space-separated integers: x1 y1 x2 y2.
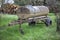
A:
16 5 49 19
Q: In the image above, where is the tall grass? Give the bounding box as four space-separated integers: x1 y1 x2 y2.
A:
0 13 60 40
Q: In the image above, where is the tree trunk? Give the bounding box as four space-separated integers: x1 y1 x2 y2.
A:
43 0 46 5
53 3 60 31
56 14 60 31
56 5 60 31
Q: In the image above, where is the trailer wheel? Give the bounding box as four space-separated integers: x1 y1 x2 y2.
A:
50 20 52 25
28 21 36 26
44 18 52 26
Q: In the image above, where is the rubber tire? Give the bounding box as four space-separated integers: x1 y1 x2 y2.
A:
45 20 52 27
29 21 36 26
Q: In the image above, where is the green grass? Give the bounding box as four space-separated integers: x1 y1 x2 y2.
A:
0 13 60 40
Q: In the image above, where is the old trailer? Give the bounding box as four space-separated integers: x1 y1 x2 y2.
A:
0 5 52 26
13 5 52 26
0 5 52 35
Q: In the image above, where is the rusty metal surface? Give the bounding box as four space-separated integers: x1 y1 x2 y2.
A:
16 5 49 19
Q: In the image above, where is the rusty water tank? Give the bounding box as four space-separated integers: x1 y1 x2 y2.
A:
24 5 49 14
17 5 49 19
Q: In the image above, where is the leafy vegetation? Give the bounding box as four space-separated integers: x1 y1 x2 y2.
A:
14 0 44 6
0 13 60 40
